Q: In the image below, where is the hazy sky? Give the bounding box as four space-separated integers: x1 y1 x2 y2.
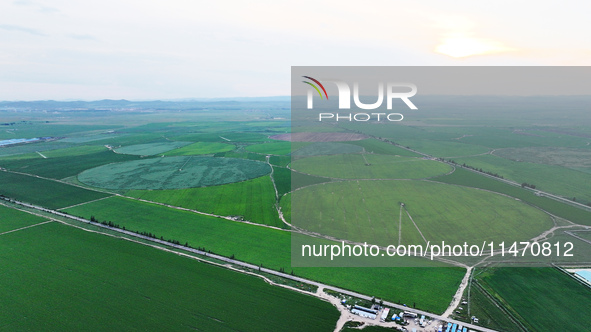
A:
1 0 590 100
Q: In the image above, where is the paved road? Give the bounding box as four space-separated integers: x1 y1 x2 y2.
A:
4 198 498 332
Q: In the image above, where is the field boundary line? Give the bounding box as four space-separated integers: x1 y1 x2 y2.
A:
58 195 114 211
0 220 54 236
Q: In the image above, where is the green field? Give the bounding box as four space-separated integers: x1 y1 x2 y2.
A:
163 141 235 155
285 180 553 247
113 141 192 155
453 154 591 203
476 268 591 331
78 156 271 190
433 167 591 226
346 139 422 157
0 204 48 233
65 196 465 314
291 154 452 179
291 142 363 157
126 175 284 228
0 146 140 179
0 171 110 209
0 220 339 331
493 147 591 168
246 141 292 155
272 166 332 197
396 139 490 157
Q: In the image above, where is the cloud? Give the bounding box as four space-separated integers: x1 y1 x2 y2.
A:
68 34 99 41
12 0 59 14
0 24 46 36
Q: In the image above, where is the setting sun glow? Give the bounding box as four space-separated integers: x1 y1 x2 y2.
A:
435 36 512 58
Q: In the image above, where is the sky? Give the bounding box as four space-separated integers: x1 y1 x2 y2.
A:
1 0 590 100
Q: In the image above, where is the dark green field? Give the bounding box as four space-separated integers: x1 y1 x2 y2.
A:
64 196 465 314
0 171 110 209
0 220 339 331
476 268 591 331
0 204 49 233
0 146 140 179
78 156 271 190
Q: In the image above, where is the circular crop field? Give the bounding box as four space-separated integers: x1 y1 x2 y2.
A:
283 180 553 246
78 156 271 190
290 154 452 179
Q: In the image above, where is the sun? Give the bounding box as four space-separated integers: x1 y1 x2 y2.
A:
435 36 512 58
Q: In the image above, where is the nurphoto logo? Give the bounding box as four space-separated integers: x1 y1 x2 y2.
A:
302 76 418 122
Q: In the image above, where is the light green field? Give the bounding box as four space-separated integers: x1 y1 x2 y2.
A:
284 180 553 247
396 139 490 157
163 141 235 155
0 220 339 331
126 175 284 228
454 154 591 203
493 146 591 168
291 154 452 179
246 141 292 155
65 196 465 314
78 156 271 190
0 204 48 233
114 141 192 155
345 139 421 157
291 142 364 157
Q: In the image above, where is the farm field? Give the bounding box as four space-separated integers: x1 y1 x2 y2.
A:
64 196 465 314
245 141 292 155
345 139 421 157
476 268 591 331
113 141 192 155
396 139 490 157
493 146 591 168
284 180 553 247
0 171 110 209
291 142 363 157
0 204 49 233
0 147 140 179
78 156 271 190
163 141 235 155
453 154 591 203
126 175 284 228
432 167 591 226
0 220 339 331
272 166 332 197
291 154 452 179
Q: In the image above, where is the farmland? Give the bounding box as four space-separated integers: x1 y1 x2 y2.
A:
0 146 140 179
113 141 192 155
246 141 292 155
0 220 339 331
453 154 591 203
285 180 553 247
64 196 465 314
291 154 452 179
0 204 48 233
126 175 284 228
0 171 110 209
475 268 591 331
433 167 591 226
163 141 235 155
78 156 271 190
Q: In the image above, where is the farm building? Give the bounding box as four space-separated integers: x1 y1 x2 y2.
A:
380 308 390 322
351 305 378 319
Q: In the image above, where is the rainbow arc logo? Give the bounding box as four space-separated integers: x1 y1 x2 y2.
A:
302 76 328 100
